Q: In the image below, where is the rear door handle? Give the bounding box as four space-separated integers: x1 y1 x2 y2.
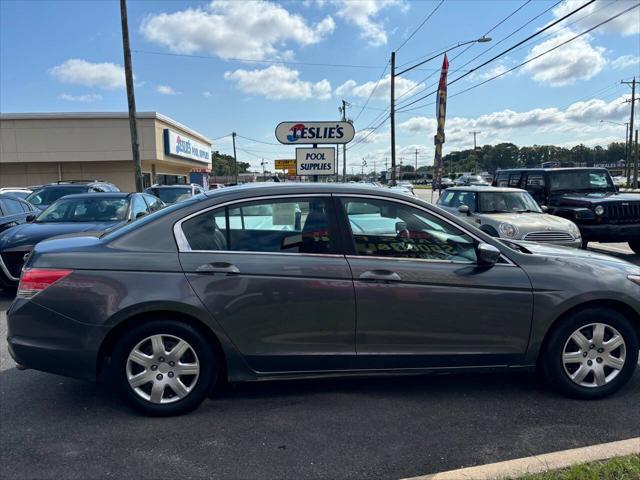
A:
196 262 240 274
359 270 401 282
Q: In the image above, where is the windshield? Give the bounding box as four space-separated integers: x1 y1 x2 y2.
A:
146 187 192 204
26 186 86 205
478 191 542 213
548 170 615 192
37 197 129 222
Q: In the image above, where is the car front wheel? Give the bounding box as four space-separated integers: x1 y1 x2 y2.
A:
541 308 638 399
112 320 218 416
629 240 640 255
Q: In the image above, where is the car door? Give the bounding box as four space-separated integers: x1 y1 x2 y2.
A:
177 194 356 373
337 195 533 369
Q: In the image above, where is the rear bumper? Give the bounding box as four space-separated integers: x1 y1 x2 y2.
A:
7 298 108 381
579 223 640 242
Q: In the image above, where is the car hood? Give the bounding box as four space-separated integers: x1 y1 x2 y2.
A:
481 212 575 230
514 241 639 274
0 221 123 251
553 191 639 205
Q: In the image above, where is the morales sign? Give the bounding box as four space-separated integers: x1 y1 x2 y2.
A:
164 129 212 163
296 148 335 175
275 122 355 145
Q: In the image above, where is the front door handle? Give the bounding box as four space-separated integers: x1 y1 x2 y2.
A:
359 270 401 282
196 262 240 274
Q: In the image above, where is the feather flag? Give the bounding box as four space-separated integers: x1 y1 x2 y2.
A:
433 54 449 195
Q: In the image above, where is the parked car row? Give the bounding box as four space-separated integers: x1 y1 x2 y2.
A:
6 182 640 417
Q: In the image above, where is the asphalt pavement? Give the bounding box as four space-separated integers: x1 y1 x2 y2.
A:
1 195 639 479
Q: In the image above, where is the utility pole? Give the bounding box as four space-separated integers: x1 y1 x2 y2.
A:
340 100 349 182
231 132 238 184
622 77 636 187
261 158 266 181
634 129 639 189
414 148 419 180
471 131 481 150
119 0 143 192
390 51 397 186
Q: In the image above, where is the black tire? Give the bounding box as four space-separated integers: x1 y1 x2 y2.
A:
541 308 638 399
629 240 640 255
581 238 589 249
111 319 218 416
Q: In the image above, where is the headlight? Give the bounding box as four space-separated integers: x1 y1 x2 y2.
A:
594 205 605 216
629 275 640 286
499 222 519 238
567 221 581 237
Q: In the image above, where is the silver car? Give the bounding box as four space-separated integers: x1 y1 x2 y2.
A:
437 186 582 248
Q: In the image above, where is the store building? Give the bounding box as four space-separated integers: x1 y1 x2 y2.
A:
0 112 212 191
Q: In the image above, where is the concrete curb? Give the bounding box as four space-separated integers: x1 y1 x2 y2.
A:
401 437 640 480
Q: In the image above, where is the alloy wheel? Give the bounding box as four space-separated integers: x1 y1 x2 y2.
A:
126 334 200 404
562 322 626 388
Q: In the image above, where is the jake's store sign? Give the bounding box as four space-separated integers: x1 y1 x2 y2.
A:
164 129 212 163
276 122 355 145
296 148 335 176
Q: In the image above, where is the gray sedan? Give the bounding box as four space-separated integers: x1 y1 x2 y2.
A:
7 183 640 416
437 187 582 248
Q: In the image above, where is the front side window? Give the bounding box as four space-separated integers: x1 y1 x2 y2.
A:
341 198 477 263
143 194 163 212
438 190 455 207
181 197 334 254
37 197 129 222
508 174 521 187
450 191 477 211
496 173 509 187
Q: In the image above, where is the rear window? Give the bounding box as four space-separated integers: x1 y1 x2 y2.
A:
146 187 192 204
27 186 87 205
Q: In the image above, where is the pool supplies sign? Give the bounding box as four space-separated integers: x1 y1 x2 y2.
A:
276 122 355 145
296 148 335 175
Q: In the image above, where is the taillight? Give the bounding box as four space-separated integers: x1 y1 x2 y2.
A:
17 268 73 299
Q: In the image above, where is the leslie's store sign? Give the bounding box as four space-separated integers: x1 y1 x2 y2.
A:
164 129 212 163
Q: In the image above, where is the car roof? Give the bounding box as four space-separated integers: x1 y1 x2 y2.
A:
146 185 193 189
50 192 133 200
496 167 609 173
445 186 525 193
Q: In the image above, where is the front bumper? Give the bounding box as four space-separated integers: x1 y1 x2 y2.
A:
579 223 640 242
7 298 109 381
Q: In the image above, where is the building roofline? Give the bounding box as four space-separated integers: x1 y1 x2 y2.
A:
0 111 213 145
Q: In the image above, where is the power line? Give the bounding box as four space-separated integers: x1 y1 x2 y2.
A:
397 0 598 111
235 134 285 146
400 2 640 113
395 0 536 104
395 0 445 52
353 61 389 123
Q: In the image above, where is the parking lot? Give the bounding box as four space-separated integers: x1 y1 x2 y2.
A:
1 192 639 480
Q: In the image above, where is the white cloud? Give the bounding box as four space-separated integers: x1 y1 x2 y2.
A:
140 1 335 61
332 0 405 46
224 64 332 100
57 93 103 102
522 30 606 86
202 91 212 98
336 74 420 100
611 54 640 69
49 59 126 90
155 85 180 95
552 0 640 36
466 62 513 82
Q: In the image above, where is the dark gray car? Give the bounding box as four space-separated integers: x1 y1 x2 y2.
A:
7 184 640 416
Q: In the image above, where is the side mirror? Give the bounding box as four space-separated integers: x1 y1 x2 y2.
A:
135 211 147 219
540 205 549 213
477 243 501 266
26 214 36 222
458 205 470 215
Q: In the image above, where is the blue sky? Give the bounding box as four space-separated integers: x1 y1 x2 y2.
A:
1 0 639 172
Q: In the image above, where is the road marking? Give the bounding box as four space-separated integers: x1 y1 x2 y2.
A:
590 244 634 255
402 437 640 480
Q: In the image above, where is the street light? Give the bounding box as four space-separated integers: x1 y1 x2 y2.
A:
390 36 492 185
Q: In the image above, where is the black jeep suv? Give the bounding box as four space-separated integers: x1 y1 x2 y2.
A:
494 168 640 253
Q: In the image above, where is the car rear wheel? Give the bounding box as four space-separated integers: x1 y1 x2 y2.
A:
112 320 218 416
541 308 638 399
629 240 640 255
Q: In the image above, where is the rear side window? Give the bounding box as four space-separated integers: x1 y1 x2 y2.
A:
1 198 25 215
181 198 334 254
495 173 509 187
143 194 163 212
508 174 521 187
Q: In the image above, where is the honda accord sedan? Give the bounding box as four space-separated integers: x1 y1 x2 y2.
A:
7 184 640 416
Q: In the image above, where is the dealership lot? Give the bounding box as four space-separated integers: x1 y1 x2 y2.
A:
1 230 639 479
